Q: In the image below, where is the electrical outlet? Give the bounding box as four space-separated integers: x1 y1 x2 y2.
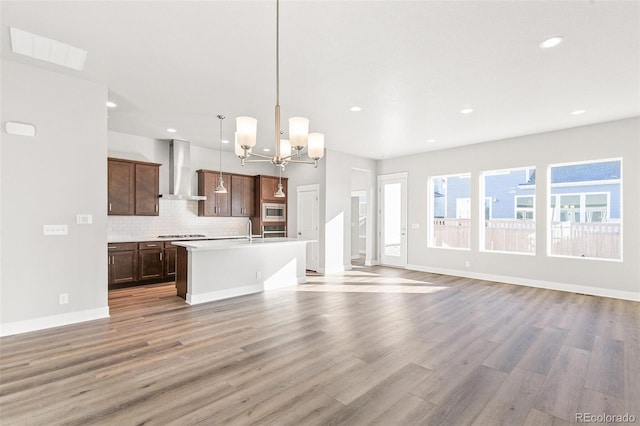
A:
465 260 471 267
59 293 69 304
43 225 68 236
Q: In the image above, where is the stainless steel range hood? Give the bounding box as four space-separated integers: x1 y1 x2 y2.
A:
160 139 207 201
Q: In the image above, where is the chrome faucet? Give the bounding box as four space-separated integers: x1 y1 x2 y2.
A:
246 219 253 241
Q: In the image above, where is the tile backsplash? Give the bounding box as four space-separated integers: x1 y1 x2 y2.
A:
107 200 250 238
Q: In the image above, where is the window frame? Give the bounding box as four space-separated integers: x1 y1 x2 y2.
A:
547 158 623 262
480 166 536 256
428 172 471 251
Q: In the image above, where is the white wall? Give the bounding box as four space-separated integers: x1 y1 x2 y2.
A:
287 157 327 270
323 150 377 273
1 61 109 335
377 118 640 300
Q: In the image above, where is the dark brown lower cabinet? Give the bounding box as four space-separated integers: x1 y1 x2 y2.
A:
164 246 177 279
139 248 163 280
108 243 138 285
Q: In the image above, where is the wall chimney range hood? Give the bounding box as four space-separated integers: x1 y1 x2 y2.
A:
160 139 207 201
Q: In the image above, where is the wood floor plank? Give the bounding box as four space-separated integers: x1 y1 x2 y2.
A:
523 408 572 426
471 367 546 426
323 363 432 425
517 326 568 375
420 365 508 426
370 393 437 426
533 345 591 421
584 335 625 399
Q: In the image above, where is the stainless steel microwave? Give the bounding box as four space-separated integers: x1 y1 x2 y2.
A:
262 202 286 222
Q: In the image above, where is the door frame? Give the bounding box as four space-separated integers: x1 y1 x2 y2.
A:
378 172 408 268
296 184 320 272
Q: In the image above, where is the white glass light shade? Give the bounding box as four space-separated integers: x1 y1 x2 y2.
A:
236 116 257 148
280 139 291 158
308 133 325 159
289 117 309 149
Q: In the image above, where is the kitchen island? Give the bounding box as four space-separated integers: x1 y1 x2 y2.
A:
172 238 310 304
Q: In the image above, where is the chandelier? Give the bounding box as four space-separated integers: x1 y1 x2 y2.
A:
234 0 325 176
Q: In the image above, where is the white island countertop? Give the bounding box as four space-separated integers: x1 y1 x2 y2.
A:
107 235 263 243
172 238 311 251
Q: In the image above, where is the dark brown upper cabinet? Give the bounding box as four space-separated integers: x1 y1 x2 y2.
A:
197 170 232 217
231 174 255 217
108 158 160 216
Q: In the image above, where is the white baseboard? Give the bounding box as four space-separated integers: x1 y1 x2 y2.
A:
0 307 110 337
406 264 640 302
186 284 263 305
351 255 360 260
365 259 379 267
344 264 353 271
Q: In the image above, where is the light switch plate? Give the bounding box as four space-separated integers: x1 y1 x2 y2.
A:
43 224 68 235
76 214 92 224
411 223 420 229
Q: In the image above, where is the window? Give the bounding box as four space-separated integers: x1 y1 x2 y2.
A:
548 159 621 260
515 196 535 220
481 167 536 254
429 173 470 249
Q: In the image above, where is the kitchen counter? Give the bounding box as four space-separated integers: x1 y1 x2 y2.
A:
174 238 311 305
107 235 262 243
171 237 307 251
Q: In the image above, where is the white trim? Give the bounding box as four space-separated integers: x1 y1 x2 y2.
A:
297 276 308 284
551 179 620 187
296 183 320 192
365 259 379 267
0 307 110 337
378 171 408 180
186 284 263 305
406 264 639 302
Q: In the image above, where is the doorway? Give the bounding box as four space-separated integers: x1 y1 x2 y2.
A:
297 184 320 272
378 173 408 268
351 191 368 267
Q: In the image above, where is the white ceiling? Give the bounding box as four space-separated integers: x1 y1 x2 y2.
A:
2 1 639 160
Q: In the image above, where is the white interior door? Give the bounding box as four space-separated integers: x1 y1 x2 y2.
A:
379 173 407 268
297 185 319 271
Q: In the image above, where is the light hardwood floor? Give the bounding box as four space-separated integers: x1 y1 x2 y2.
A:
1 266 638 425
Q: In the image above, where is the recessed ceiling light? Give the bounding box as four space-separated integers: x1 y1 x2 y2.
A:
263 148 271 152
350 106 362 112
166 128 177 133
460 108 473 114
10 27 87 71
540 36 564 49
222 139 230 144
427 139 436 143
571 109 586 115
106 101 117 108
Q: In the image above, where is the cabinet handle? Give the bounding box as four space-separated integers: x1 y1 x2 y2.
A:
108 246 116 249
155 204 158 212
160 252 163 261
109 202 112 212
147 244 157 247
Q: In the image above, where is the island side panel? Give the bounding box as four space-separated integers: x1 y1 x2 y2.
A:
176 246 189 299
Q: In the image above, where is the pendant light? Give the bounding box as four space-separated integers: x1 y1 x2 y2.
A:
274 166 285 198
214 114 227 194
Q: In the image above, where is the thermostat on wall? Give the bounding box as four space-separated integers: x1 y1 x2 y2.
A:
5 121 36 137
